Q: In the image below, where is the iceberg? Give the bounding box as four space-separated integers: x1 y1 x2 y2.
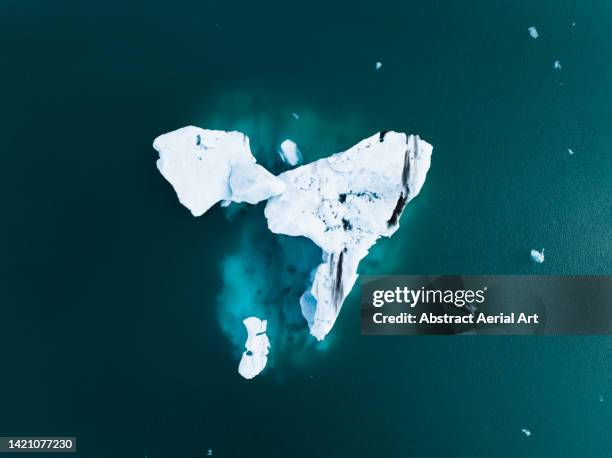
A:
154 126 433 374
528 26 538 39
265 131 432 340
521 428 532 437
238 317 270 379
554 60 562 69
153 126 285 216
530 249 545 263
375 61 383 70
278 139 303 166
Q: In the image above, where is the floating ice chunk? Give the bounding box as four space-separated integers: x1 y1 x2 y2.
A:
530 249 545 264
238 317 270 379
528 26 539 39
229 159 286 204
153 126 285 216
568 148 574 155
554 60 562 69
521 428 532 437
292 112 300 120
599 394 604 402
278 139 303 166
265 131 432 340
375 62 383 70
572 22 576 27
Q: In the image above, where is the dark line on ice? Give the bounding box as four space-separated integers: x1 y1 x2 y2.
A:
387 135 417 227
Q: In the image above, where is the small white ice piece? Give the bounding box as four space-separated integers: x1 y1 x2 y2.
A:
528 26 539 39
238 317 270 379
599 394 605 402
530 249 545 264
278 139 303 166
568 148 574 155
554 60 562 69
375 62 383 70
521 428 532 437
572 22 576 27
292 112 300 120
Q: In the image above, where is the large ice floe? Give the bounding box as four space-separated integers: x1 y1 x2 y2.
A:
154 126 285 216
153 126 432 376
265 131 432 340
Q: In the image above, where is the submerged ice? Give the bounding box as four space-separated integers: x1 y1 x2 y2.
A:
154 126 432 376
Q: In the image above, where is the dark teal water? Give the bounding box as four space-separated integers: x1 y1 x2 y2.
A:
1 0 611 456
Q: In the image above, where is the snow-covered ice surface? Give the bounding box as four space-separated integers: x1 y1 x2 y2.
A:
155 126 432 374
238 317 270 379
153 126 285 216
528 26 539 39
265 131 432 340
278 139 303 166
531 249 545 263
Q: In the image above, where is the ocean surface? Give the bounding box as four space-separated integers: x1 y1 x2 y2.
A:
1 0 611 456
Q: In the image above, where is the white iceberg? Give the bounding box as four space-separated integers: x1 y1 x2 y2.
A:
528 26 538 39
375 62 383 70
530 249 545 263
521 428 532 437
154 126 433 369
554 60 562 69
265 131 432 340
154 126 285 216
278 139 303 166
238 316 270 379
568 148 574 155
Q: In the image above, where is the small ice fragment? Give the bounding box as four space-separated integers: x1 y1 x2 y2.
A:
278 139 303 166
521 428 532 437
375 61 383 70
206 450 213 456
572 22 576 27
292 112 300 120
554 60 562 69
600 394 605 402
568 148 574 155
530 249 545 264
528 26 539 39
238 317 270 379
